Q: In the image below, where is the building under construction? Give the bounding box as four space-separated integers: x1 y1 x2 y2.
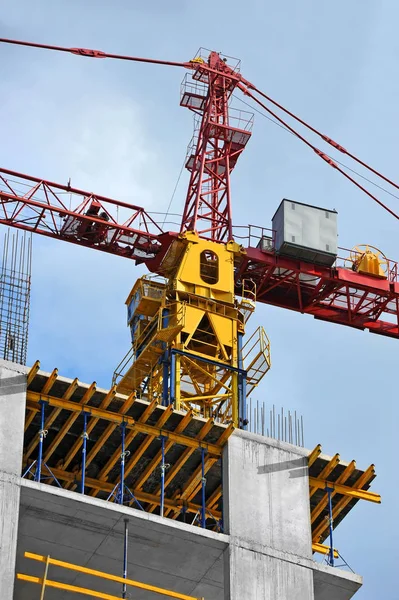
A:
0 39 392 600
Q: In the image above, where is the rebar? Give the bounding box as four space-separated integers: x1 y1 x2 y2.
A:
0 227 32 365
246 400 305 447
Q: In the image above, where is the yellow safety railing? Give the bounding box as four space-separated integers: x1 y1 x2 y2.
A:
242 326 271 395
18 551 204 600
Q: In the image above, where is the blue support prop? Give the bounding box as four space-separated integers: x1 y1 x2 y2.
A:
118 422 127 505
201 448 206 529
22 400 62 487
160 436 166 517
181 505 187 523
80 411 89 494
106 422 145 511
35 399 46 482
326 486 335 566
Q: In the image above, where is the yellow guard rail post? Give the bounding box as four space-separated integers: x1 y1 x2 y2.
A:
18 551 205 600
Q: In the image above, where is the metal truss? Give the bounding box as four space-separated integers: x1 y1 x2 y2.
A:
237 246 399 338
0 168 162 261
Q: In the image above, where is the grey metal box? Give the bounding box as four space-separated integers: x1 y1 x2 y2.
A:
272 199 337 266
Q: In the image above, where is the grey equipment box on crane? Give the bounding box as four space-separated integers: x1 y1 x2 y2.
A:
271 199 338 266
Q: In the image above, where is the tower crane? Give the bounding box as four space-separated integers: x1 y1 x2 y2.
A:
1 38 399 429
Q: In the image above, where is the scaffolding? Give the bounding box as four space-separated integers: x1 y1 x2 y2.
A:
0 227 32 365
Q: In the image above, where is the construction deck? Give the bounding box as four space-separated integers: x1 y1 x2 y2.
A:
23 362 379 548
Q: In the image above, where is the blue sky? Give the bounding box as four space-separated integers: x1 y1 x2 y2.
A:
2 1 398 597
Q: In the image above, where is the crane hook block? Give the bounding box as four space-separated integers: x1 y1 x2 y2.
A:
349 244 388 279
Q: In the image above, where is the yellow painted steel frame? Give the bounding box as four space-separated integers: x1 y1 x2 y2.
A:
26 391 223 456
308 445 381 547
115 233 271 427
312 543 339 559
18 552 204 600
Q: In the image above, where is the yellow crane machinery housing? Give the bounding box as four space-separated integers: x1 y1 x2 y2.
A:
113 232 271 427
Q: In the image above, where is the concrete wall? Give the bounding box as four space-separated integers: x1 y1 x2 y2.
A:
223 430 312 555
0 360 27 600
16 481 228 600
222 430 362 600
223 430 314 599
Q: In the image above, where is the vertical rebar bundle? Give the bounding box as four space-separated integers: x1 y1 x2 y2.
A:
246 399 305 447
0 227 32 365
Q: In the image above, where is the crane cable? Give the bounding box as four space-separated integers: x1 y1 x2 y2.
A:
233 94 399 203
245 82 399 195
0 37 190 69
238 84 399 221
161 156 186 229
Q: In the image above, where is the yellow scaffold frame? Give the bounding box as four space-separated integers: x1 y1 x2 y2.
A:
18 552 205 600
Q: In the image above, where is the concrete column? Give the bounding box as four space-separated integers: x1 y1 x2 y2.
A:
223 430 314 600
0 360 27 600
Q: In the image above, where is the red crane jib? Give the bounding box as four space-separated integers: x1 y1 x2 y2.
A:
1 168 399 339
238 247 399 339
0 168 162 261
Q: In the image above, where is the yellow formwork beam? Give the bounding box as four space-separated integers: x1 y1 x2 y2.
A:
147 418 217 514
62 386 117 471
309 476 380 504
167 425 233 519
134 410 193 491
18 575 204 600
168 455 217 520
206 485 222 511
308 444 322 467
42 383 97 463
40 368 59 394
123 405 174 479
312 465 376 543
89 399 159 497
309 454 340 498
18 576 123 600
311 460 356 525
37 465 219 518
24 410 36 433
19 552 204 600
27 360 40 386
312 543 339 559
63 386 119 491
27 392 224 456
24 377 79 461
80 393 136 471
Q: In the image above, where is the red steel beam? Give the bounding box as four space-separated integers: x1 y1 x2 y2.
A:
237 247 399 338
0 168 163 262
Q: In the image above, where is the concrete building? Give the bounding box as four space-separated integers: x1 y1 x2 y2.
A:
1 359 377 600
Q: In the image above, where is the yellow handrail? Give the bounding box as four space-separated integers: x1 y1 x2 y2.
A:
18 551 204 600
